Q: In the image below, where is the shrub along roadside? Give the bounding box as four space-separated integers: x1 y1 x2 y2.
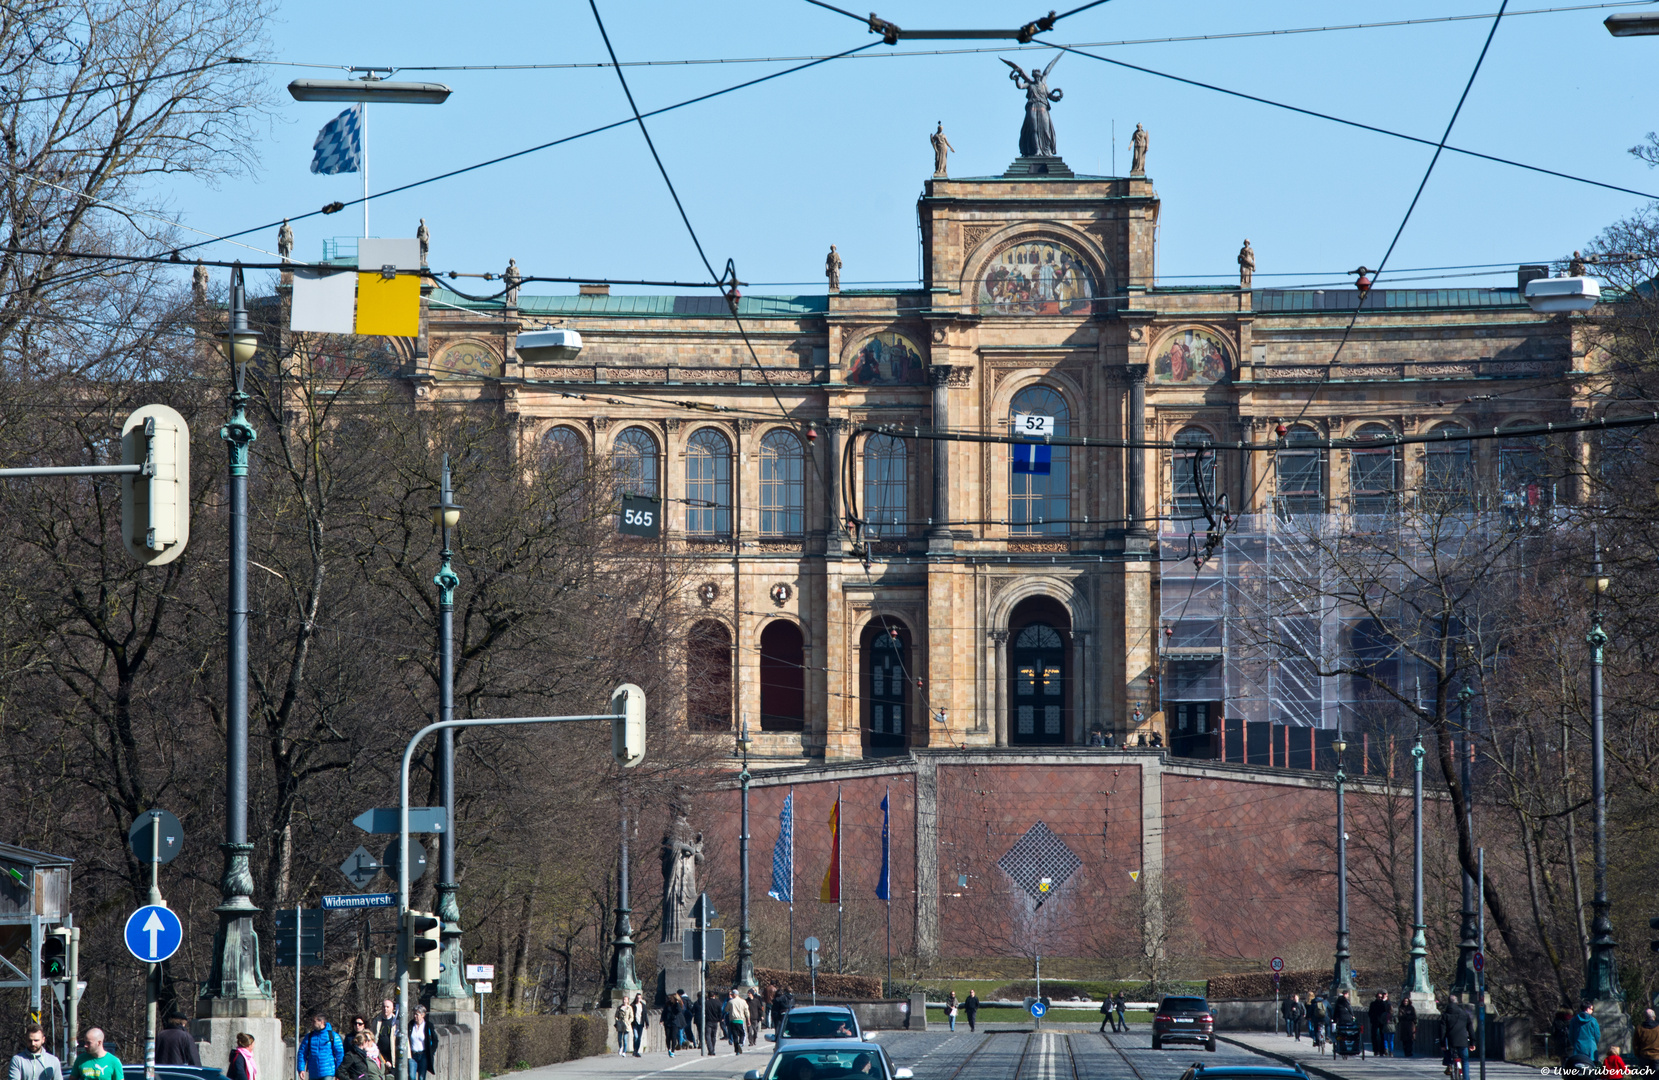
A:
478 1014 604 1076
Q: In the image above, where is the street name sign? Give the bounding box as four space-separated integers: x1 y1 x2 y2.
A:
323 893 396 911
124 905 182 963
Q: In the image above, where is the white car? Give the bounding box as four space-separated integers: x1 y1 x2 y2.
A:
766 1006 865 1045
744 1039 912 1080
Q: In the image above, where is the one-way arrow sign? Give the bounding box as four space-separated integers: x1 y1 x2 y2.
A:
353 808 447 835
123 904 182 963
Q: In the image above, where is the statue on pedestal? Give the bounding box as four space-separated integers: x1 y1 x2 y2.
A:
660 803 703 943
1238 240 1255 289
277 219 293 260
1002 55 1063 158
504 259 521 307
930 122 955 178
825 245 842 292
1130 123 1149 176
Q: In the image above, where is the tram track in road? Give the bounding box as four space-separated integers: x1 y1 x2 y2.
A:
1098 1031 1151 1080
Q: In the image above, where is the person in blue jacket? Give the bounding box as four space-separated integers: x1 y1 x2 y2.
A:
298 1014 344 1080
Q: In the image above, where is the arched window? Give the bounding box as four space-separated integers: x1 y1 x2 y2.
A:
687 619 732 731
1009 385 1071 535
1171 426 1216 519
611 427 659 501
1275 425 1323 518
1422 423 1471 510
685 428 732 536
1348 423 1397 515
1012 623 1066 745
863 434 907 539
759 621 805 731
760 429 804 537
543 426 585 471
1499 424 1551 519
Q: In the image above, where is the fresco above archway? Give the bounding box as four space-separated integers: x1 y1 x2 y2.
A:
847 332 925 385
977 239 1098 316
1152 327 1230 383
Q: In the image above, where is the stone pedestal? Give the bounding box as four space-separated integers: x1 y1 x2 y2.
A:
1589 1000 1630 1056
193 999 282 1080
656 955 702 1006
427 999 479 1080
908 992 928 1030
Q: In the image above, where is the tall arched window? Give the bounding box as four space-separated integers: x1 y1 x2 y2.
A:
685 428 732 536
759 620 805 731
1275 425 1323 518
1348 423 1397 515
1171 426 1216 519
687 619 732 731
543 426 585 471
1009 385 1071 535
1423 423 1471 510
611 426 659 502
760 429 804 537
864 434 907 539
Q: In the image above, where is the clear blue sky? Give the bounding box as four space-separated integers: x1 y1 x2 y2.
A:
163 0 1659 295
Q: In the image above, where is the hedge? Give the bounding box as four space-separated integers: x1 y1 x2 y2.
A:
1207 970 1369 1000
479 1014 605 1076
707 963 883 1001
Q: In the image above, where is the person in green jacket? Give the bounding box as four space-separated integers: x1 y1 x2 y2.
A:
69 1030 120 1080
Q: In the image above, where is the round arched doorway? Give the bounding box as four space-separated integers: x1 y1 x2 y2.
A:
1007 596 1071 746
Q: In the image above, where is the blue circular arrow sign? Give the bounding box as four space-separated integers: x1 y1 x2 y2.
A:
1030 1001 1048 1018
124 905 182 964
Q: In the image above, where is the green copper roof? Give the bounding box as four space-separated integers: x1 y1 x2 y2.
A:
429 288 827 317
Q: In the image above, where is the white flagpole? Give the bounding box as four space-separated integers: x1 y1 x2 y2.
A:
788 786 795 972
836 784 843 974
362 102 369 238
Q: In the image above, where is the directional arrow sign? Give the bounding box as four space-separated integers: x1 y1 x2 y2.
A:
353 808 447 835
124 904 182 963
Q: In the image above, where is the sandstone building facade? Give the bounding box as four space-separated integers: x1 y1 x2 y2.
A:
404 156 1583 763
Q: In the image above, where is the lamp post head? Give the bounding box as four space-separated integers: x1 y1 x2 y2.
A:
430 454 462 528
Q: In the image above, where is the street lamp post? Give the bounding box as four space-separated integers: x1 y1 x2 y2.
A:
1331 730 1355 995
734 718 757 990
203 264 270 1004
1404 729 1435 1012
1583 550 1621 1002
430 457 469 1003
1451 687 1480 1001
603 783 640 1007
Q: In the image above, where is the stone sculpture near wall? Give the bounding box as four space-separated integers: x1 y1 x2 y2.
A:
659 801 703 943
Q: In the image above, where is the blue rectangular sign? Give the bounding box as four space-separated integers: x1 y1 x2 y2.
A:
353 807 446 834
322 892 396 911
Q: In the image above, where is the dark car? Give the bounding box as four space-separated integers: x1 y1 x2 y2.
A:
1152 995 1216 1051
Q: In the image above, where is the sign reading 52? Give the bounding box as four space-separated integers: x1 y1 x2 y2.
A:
1013 413 1054 438
619 493 661 538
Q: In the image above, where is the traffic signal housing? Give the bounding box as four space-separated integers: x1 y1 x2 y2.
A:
41 928 69 979
121 405 190 566
406 911 441 984
611 683 646 768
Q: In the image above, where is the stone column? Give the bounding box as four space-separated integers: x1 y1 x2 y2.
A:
927 366 954 552
825 418 846 555
991 630 1009 747
1127 364 1148 533
913 757 940 962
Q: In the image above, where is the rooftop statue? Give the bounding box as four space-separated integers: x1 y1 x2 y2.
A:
1002 54 1063 158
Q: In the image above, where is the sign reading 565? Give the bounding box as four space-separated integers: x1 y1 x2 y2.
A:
1013 413 1054 438
619 493 661 538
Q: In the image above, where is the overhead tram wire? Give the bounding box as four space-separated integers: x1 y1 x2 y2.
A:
162 39 885 260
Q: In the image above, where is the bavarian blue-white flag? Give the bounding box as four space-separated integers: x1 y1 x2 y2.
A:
310 104 362 175
876 788 891 901
768 790 794 903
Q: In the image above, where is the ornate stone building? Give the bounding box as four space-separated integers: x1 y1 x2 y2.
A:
406 153 1580 762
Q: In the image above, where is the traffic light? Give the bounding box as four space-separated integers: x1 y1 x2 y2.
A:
41 929 69 979
610 683 646 768
406 911 441 984
120 405 191 566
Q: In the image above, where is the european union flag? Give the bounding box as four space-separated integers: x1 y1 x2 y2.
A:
1012 441 1051 474
876 789 891 901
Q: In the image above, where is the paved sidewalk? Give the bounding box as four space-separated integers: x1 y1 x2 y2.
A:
1220 1032 1546 1080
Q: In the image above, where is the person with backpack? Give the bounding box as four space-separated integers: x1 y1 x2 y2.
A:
1442 997 1475 1080
1306 994 1327 1051
1099 996 1114 1034
298 1015 344 1080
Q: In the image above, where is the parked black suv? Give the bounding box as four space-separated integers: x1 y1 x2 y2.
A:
1152 995 1216 1051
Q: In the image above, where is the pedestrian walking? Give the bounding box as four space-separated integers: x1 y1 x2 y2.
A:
964 992 979 1033
150 1016 198 1068
1099 996 1113 1034
1114 991 1127 1032
947 991 958 1033
614 999 632 1056
372 1001 397 1074
723 990 748 1053
1368 991 1392 1058
1633 1008 1659 1076
747 990 762 1045
297 1015 344 1080
337 1033 382 1080
1281 993 1298 1038
407 1007 434 1080
1398 998 1418 1058
1567 1002 1602 1075
11 1023 63 1080
703 992 720 1055
1289 994 1306 1041
1307 994 1327 1052
227 1034 258 1080
630 993 647 1057
663 992 683 1057
68 1030 119 1080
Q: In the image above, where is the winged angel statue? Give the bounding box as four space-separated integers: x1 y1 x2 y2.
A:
1003 54 1063 158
